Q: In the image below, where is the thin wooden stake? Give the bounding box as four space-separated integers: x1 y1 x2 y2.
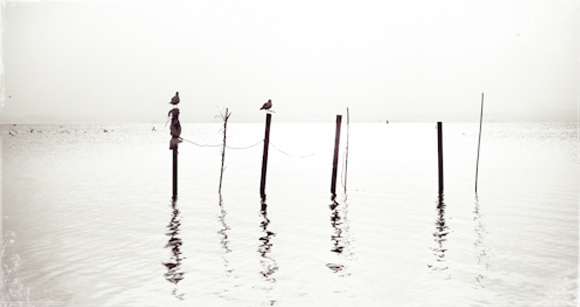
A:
437 122 444 194
331 115 342 197
475 93 484 193
218 108 231 194
260 113 272 200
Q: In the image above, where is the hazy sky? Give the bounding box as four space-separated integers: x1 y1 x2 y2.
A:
1 0 578 123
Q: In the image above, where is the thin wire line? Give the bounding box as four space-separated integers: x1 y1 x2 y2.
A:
178 137 221 147
179 136 263 150
226 140 263 150
179 136 314 157
269 141 315 158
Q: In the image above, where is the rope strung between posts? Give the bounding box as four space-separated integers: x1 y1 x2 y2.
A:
178 136 315 158
178 137 221 148
227 140 263 150
179 136 262 150
270 141 315 158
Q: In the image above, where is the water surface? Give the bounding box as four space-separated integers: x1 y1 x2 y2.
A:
2 122 578 306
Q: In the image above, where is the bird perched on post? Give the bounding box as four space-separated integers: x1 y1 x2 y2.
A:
170 92 180 105
260 99 272 111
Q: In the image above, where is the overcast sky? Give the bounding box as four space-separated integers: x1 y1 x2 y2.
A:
1 0 578 123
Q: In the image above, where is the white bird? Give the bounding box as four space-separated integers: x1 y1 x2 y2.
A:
260 99 272 110
170 92 180 105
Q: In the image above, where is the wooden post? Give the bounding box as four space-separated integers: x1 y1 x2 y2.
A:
331 115 342 196
475 93 484 193
168 106 181 198
260 113 272 200
343 108 350 194
437 122 444 194
219 108 231 194
173 147 178 197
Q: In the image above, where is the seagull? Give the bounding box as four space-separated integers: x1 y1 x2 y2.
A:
170 92 180 105
260 99 272 111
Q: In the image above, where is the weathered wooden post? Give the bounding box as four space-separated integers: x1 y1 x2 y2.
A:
173 148 178 196
331 115 342 197
437 122 444 194
260 113 272 200
168 92 181 198
475 93 484 193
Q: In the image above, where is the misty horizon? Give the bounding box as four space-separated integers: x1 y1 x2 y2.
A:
1 1 578 124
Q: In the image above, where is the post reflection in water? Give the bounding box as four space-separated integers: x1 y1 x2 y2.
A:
474 195 489 289
428 193 450 276
258 200 278 286
327 195 353 276
218 195 233 276
163 196 185 300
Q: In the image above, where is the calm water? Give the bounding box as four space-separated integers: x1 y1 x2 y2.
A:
1 122 578 306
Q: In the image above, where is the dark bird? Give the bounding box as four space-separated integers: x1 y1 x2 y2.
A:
170 92 180 105
260 99 272 110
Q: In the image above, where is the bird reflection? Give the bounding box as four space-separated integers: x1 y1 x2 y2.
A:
327 195 353 275
474 195 489 289
428 193 450 274
258 200 278 284
163 196 185 300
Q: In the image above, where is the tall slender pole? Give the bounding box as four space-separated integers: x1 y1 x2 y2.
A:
173 147 178 197
219 108 230 194
169 106 181 198
475 93 484 193
437 122 444 194
331 115 342 197
260 113 272 200
343 108 350 194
